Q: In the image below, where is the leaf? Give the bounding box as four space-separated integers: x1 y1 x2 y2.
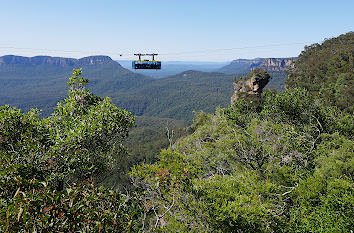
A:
40 181 47 188
17 208 23 221
13 187 20 198
58 211 64 218
43 206 53 213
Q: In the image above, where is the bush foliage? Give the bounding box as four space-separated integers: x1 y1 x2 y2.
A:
286 32 354 113
0 69 142 232
131 88 353 232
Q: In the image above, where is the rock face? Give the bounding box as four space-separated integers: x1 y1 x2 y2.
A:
0 55 115 67
219 57 296 74
254 58 294 71
231 69 270 105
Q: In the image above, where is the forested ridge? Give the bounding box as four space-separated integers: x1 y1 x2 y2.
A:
0 32 353 232
286 32 354 113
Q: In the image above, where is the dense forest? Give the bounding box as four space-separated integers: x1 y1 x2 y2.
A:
1 32 353 232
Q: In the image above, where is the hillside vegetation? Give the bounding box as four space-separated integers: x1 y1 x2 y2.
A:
0 32 353 232
103 116 186 189
131 33 353 232
287 31 354 113
132 89 353 232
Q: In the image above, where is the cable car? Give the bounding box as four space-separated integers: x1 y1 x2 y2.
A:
132 53 161 70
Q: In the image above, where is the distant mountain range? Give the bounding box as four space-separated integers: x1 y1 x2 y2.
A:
0 55 289 122
0 55 115 67
117 60 229 78
117 58 294 79
217 57 296 74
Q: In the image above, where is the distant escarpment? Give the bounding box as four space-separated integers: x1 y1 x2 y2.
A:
219 57 296 74
255 58 294 71
231 68 270 105
0 55 115 67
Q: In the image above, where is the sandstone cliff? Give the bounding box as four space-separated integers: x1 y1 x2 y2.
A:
219 57 296 74
253 58 294 71
231 68 270 105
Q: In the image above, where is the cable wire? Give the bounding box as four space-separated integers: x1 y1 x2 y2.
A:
0 41 314 58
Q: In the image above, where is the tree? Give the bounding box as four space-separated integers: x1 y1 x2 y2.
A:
45 68 135 188
0 69 141 232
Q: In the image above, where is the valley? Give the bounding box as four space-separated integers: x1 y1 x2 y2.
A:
0 55 288 122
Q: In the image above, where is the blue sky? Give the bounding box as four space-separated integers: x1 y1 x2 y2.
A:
0 0 353 61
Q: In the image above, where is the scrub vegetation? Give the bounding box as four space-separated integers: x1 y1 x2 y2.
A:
0 32 353 232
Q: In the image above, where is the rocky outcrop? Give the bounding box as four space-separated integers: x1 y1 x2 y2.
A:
0 55 115 67
231 69 270 105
